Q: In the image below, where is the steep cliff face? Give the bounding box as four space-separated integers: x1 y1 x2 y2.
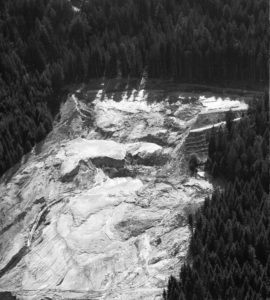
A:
0 81 248 300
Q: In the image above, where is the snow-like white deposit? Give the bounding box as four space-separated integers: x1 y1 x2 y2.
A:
126 142 162 156
63 138 126 161
199 96 248 112
94 90 161 114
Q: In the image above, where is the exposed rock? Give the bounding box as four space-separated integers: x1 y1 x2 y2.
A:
127 142 162 157
0 233 26 275
126 142 168 166
60 163 80 182
0 82 250 300
115 209 163 240
57 138 127 180
164 117 187 131
139 130 168 146
174 104 201 121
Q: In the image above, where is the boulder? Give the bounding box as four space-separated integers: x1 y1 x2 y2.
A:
58 138 127 180
126 142 168 166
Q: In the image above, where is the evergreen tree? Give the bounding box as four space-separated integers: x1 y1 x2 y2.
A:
164 95 269 299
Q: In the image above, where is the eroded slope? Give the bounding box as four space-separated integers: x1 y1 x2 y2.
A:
0 81 249 300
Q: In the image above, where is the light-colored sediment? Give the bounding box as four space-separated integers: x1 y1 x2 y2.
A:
0 82 249 300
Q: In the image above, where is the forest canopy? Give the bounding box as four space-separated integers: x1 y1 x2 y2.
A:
164 94 270 299
0 0 268 175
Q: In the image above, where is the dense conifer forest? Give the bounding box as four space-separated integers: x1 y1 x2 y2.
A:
164 94 270 299
0 0 268 176
0 0 269 298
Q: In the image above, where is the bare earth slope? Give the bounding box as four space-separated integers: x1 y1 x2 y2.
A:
0 80 250 300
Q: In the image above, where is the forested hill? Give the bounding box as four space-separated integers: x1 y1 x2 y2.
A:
0 0 268 176
164 94 269 299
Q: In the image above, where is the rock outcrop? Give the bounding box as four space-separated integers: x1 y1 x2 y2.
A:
126 142 168 166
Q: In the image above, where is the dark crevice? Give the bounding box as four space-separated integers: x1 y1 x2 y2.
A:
0 246 27 279
0 212 27 236
0 292 18 300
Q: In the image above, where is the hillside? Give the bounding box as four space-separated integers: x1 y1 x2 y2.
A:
0 0 268 176
0 0 269 299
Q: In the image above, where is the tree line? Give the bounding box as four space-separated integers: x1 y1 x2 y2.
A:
0 0 268 175
163 93 269 299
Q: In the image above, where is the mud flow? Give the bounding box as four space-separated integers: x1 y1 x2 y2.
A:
0 79 250 299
